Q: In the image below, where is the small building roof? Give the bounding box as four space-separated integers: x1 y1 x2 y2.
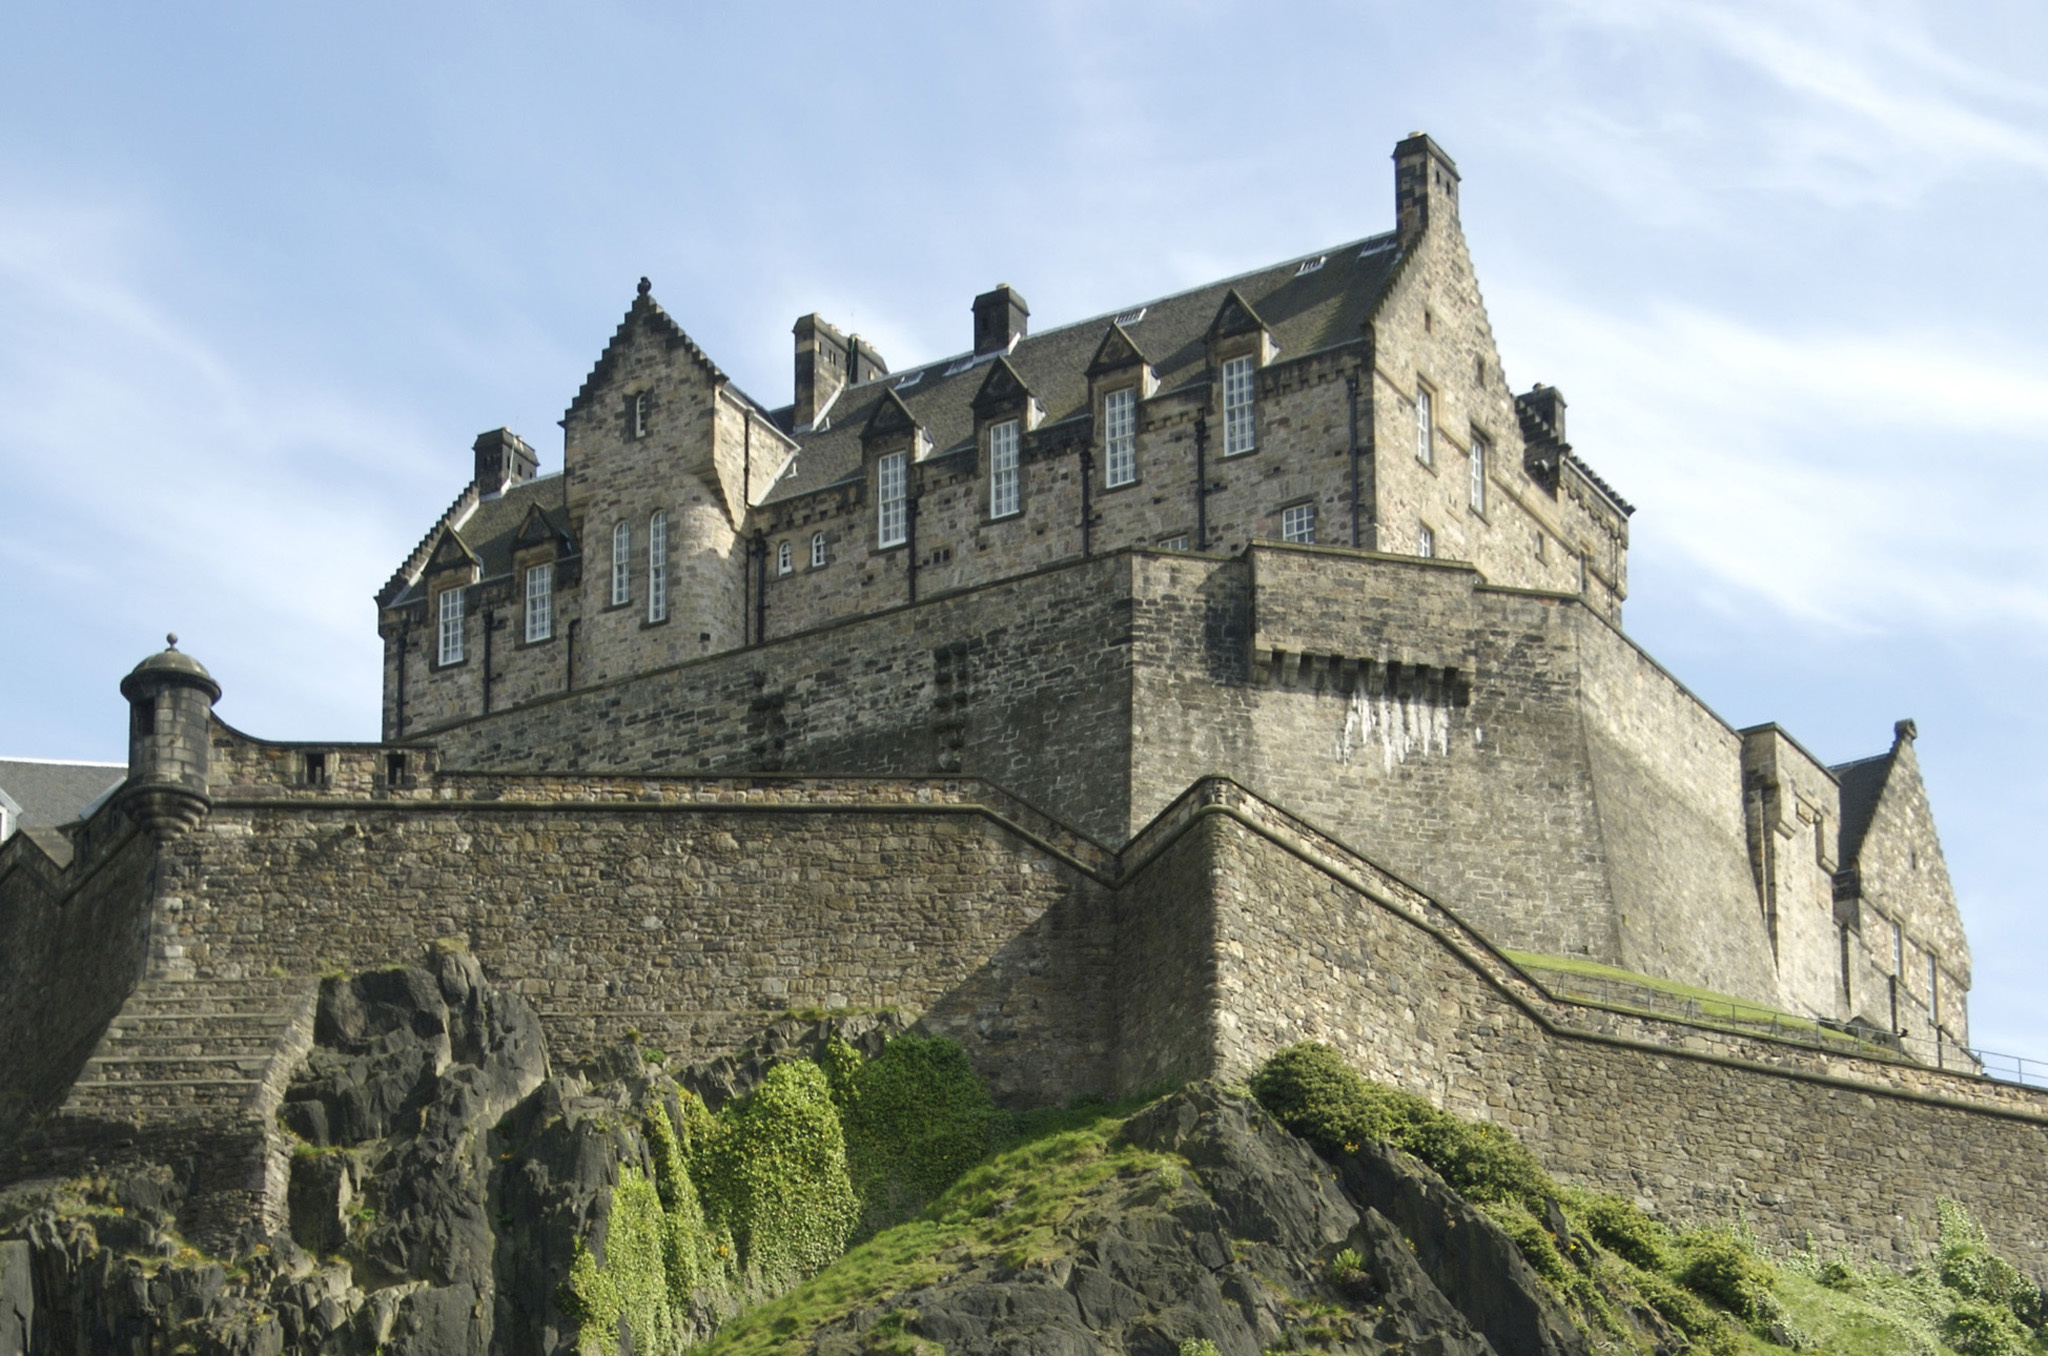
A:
0 758 125 833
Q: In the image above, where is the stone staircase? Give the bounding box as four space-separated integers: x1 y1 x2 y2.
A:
58 976 319 1125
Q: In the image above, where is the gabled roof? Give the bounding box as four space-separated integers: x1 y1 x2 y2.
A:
970 356 1033 413
385 476 573 609
1085 322 1150 377
0 758 125 831
565 278 780 424
763 232 1409 502
1831 749 1894 869
1207 287 1268 341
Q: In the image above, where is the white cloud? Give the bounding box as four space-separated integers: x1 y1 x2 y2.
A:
1503 291 2048 631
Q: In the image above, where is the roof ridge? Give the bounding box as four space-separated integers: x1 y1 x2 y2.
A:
837 230 1400 397
378 480 481 607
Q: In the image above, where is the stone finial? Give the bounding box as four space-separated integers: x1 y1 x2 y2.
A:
1895 718 1918 745
637 277 652 298
166 632 179 649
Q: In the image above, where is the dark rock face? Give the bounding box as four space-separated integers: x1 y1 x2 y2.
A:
0 966 1590 1356
801 1084 1585 1356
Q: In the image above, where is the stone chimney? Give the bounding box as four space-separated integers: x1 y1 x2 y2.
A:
1394 132 1460 245
473 429 538 497
972 284 1029 356
794 314 850 429
1520 385 1566 442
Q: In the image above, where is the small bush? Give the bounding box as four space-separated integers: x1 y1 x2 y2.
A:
1678 1228 1782 1331
1251 1044 1551 1212
1944 1298 2031 1356
1484 1200 1573 1287
1570 1192 1669 1273
1939 1198 2044 1329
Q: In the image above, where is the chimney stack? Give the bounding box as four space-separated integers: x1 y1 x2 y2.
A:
473 428 538 496
972 285 1029 356
1394 132 1460 245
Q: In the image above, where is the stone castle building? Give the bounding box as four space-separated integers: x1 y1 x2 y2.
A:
2 135 2037 1267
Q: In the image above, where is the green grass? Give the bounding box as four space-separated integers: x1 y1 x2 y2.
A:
702 1092 1175 1356
1502 948 1853 1040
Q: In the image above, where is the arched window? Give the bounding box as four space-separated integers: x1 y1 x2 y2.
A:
647 511 668 623
810 532 827 569
611 522 631 605
777 541 793 575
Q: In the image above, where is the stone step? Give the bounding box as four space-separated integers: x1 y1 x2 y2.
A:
60 976 319 1122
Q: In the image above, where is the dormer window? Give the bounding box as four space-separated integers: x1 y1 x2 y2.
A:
648 511 668 623
1103 389 1137 488
777 541 793 575
811 532 827 569
1416 385 1434 465
1222 356 1256 456
632 392 648 439
878 451 908 548
525 563 553 642
989 419 1021 518
437 587 465 665
611 522 631 605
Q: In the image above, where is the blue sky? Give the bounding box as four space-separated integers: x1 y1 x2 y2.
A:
3 1 2044 1063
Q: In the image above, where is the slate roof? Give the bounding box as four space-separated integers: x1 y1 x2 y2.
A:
761 233 1408 504
0 758 125 831
385 475 573 609
1832 750 1894 868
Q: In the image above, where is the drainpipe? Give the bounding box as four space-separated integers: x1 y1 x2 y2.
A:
481 608 496 716
565 617 579 693
1346 374 1361 549
1194 414 1209 552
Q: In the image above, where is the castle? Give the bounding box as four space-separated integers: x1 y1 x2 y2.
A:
2 135 2040 1269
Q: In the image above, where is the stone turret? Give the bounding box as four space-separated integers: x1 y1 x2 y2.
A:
117 634 220 839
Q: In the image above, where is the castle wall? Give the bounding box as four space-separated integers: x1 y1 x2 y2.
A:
161 775 1117 1107
1112 803 1220 1094
1195 797 2048 1272
1851 740 1971 1053
419 553 1138 845
1741 726 1847 1021
0 808 155 1142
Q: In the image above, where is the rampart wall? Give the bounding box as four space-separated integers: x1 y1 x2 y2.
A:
1149 782 2048 1271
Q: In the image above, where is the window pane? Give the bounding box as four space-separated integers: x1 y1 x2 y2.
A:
611 523 631 605
1104 389 1137 487
1282 503 1316 544
878 452 908 547
1416 387 1432 465
989 421 1020 518
1469 433 1488 513
648 512 668 622
777 541 792 575
811 532 827 568
525 564 552 643
1418 524 1435 559
1222 356 1255 455
438 588 465 665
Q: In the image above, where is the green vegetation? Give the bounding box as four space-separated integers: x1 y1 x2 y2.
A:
822 1033 996 1239
1251 1042 2048 1356
704 1092 1169 1356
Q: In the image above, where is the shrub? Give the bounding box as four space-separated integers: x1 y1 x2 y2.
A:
827 1035 995 1237
1677 1228 1782 1331
1939 1199 2044 1329
1944 1299 2031 1356
1570 1192 1670 1273
1250 1043 1549 1211
692 1061 861 1291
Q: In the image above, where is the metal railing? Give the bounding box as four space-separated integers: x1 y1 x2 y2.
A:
1519 964 2048 1091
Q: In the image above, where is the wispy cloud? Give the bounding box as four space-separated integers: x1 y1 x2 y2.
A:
1503 291 2048 631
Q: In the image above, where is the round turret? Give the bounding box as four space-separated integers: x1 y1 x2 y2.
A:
117 634 221 838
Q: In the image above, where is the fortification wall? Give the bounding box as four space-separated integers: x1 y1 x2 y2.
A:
418 554 1137 845
1186 791 2048 1271
162 773 1117 1107
0 806 156 1142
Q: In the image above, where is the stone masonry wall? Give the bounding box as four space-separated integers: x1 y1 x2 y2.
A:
161 775 1117 1107
0 806 155 1142
1195 796 2048 1271
419 552 1138 845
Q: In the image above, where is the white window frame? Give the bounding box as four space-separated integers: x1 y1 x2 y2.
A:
1469 432 1488 514
1221 355 1256 456
647 511 668 623
437 586 465 665
1159 535 1190 550
632 391 648 439
988 419 1021 518
810 532 827 569
1416 385 1433 465
877 451 908 548
777 540 793 576
611 522 631 605
1417 523 1435 559
1103 388 1137 487
1281 503 1316 545
524 563 553 643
